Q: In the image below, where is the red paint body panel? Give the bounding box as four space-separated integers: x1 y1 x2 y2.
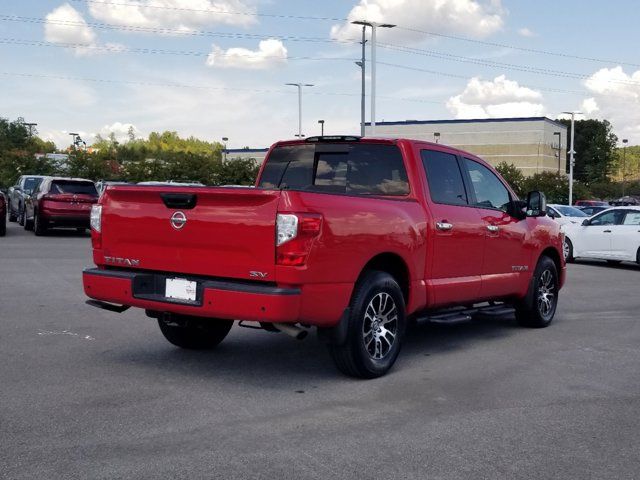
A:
84 138 566 327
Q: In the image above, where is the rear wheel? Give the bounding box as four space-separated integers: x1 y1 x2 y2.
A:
158 314 233 350
328 270 406 379
516 256 559 328
563 237 574 263
33 211 48 236
24 211 34 231
0 212 5 236
8 207 17 223
18 206 25 226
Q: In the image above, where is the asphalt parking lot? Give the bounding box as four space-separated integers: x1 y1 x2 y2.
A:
1 221 639 480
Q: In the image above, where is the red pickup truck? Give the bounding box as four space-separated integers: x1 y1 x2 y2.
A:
84 136 566 378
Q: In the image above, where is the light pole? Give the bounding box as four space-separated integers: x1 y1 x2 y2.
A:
318 120 325 136
352 21 396 136
562 111 581 205
354 24 367 137
433 132 440 143
553 131 561 173
23 122 37 137
222 137 228 162
622 138 628 196
286 83 314 138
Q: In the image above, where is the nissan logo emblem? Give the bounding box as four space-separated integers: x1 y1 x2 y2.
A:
170 211 187 230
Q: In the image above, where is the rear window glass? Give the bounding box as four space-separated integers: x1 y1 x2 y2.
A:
49 181 97 196
23 177 42 192
258 143 409 196
421 150 468 205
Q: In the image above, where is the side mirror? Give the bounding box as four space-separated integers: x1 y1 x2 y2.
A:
582 219 590 226
526 191 547 217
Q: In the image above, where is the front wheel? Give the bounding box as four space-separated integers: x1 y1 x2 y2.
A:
158 314 233 350
328 271 406 379
516 256 559 328
8 208 17 223
563 238 574 263
18 207 25 226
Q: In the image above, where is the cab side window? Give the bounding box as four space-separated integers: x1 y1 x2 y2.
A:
421 150 468 205
590 210 624 226
464 158 511 212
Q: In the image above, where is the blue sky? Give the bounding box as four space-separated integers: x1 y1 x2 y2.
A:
1 0 639 148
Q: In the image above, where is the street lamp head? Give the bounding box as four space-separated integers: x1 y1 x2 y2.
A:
351 20 396 28
622 139 628 144
379 23 396 28
222 137 228 142
318 120 324 124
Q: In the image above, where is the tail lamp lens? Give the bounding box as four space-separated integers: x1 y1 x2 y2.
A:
90 205 102 233
276 213 322 266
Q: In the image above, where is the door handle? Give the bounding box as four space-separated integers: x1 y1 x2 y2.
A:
436 221 453 231
486 225 499 233
603 230 612 233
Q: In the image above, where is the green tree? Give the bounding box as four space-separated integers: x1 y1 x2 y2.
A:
495 162 526 197
556 118 618 183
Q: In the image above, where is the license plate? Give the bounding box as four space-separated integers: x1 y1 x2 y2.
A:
165 278 197 302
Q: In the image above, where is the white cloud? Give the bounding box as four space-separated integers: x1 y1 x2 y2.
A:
447 75 545 118
331 0 505 43
206 39 287 69
88 0 258 31
97 122 140 143
517 27 536 37
582 66 640 141
45 3 98 56
44 3 126 56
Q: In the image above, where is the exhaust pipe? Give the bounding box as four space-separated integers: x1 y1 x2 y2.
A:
273 322 308 340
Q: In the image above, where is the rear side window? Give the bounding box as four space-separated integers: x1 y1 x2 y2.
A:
421 150 467 205
464 158 510 211
49 181 98 196
258 143 409 196
23 177 42 192
623 211 640 225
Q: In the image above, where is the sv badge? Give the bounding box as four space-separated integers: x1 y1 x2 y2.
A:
249 271 268 278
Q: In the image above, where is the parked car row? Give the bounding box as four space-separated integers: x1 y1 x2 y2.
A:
562 206 640 265
6 176 99 236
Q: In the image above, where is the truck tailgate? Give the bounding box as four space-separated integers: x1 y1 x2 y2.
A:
99 186 280 280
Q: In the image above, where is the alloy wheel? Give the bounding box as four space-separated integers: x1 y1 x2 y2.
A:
537 269 556 319
362 292 398 360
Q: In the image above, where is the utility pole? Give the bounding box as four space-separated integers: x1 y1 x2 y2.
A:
354 25 367 136
352 21 395 136
23 122 37 137
222 137 228 162
622 138 628 196
554 131 561 173
285 83 314 138
562 111 581 205
318 120 325 136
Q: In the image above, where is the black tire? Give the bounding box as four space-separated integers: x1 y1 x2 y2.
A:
0 213 5 236
17 206 25 226
328 270 406 379
24 211 34 231
563 237 574 263
516 256 559 328
8 207 17 223
158 314 233 350
33 211 47 236
636 248 640 266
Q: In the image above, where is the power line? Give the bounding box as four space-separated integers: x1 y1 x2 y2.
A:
0 37 357 61
0 71 443 104
70 0 347 22
0 15 359 45
394 25 640 69
378 43 640 87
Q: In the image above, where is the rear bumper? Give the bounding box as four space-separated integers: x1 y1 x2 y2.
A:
42 211 90 228
83 268 302 323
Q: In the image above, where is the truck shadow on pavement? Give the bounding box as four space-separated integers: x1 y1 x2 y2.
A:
97 315 521 385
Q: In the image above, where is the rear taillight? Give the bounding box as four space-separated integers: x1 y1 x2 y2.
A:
90 205 102 249
276 213 322 266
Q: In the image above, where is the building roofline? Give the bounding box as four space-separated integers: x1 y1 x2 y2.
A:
366 117 568 129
